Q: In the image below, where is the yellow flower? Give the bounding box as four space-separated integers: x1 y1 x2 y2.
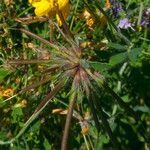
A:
86 18 94 27
29 0 70 26
106 0 111 9
80 120 90 135
2 88 14 97
81 8 107 29
81 9 94 27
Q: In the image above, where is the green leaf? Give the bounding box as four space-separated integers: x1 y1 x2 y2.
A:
108 43 128 50
89 61 110 72
94 134 109 149
44 138 52 150
73 20 84 32
121 95 131 103
11 107 23 123
109 52 128 67
134 105 150 113
30 121 41 133
0 67 11 81
128 48 142 66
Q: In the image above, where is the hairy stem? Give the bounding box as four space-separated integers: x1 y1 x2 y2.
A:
7 59 50 65
61 92 76 150
19 28 59 50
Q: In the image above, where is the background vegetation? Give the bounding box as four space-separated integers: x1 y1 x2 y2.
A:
0 0 150 149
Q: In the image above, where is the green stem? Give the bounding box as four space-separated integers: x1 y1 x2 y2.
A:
83 135 90 150
137 2 144 26
17 6 32 17
70 0 80 31
87 135 94 150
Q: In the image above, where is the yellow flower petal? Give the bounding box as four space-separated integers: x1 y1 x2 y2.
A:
57 0 69 10
29 0 41 5
33 0 52 16
29 0 32 4
56 2 70 26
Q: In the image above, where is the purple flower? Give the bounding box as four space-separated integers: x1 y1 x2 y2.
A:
110 0 123 17
141 8 150 27
118 18 132 29
141 21 150 27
